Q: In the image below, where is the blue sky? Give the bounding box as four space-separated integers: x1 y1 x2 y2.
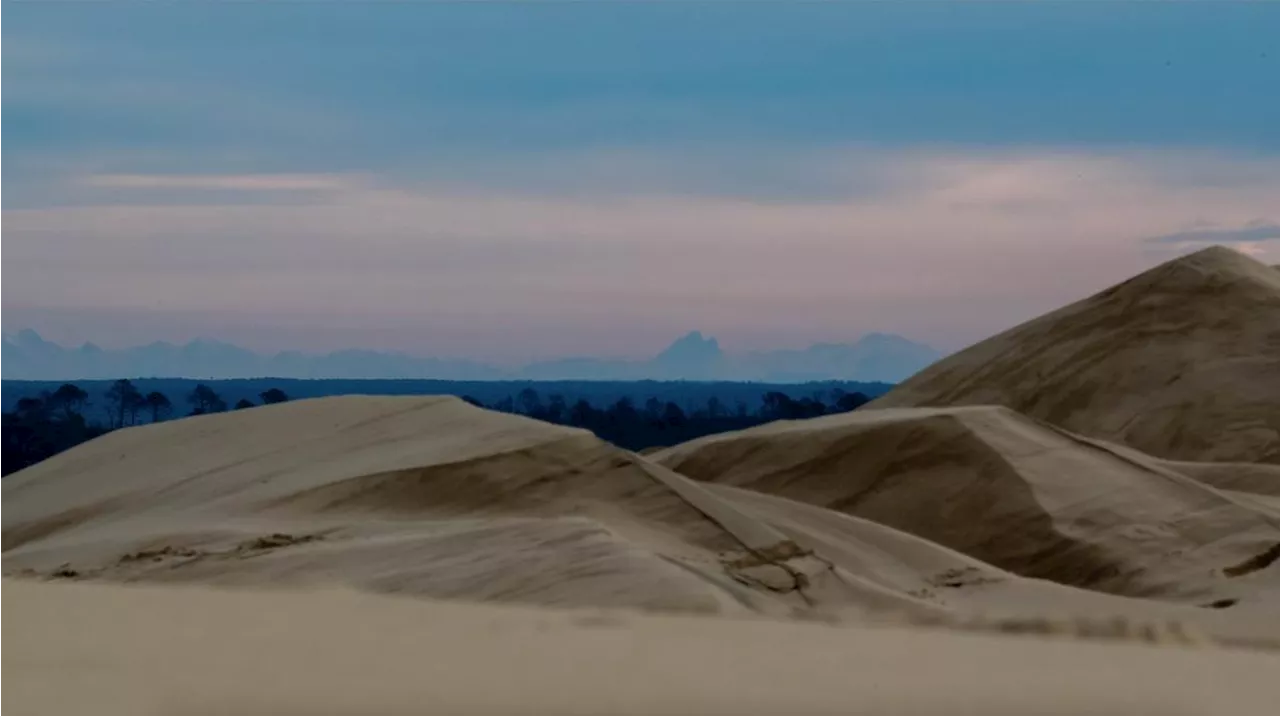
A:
4 2 1279 361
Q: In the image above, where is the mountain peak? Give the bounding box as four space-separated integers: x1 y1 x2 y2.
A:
657 331 721 358
14 329 48 346
650 331 724 378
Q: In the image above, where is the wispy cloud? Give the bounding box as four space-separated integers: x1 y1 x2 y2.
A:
1141 221 1280 245
82 173 358 192
7 149 1280 359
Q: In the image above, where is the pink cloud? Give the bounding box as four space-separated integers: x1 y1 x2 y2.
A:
81 173 359 192
6 149 1280 360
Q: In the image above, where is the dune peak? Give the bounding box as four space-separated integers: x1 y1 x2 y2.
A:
873 241 1280 463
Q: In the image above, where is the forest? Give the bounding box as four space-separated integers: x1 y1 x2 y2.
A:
2 380 872 475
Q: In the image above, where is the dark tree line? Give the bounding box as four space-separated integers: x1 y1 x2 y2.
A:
3 390 109 477
2 382 290 475
462 387 870 451
3 379 866 475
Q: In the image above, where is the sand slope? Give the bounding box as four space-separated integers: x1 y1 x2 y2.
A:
0 395 981 619
6 579 1280 716
2 395 791 614
655 405 1280 613
873 246 1280 464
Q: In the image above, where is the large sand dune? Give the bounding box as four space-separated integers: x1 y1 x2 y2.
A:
655 405 1280 616
874 246 1280 464
2 395 988 619
3 395 791 614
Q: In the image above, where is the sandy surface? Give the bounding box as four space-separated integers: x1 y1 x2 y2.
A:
872 246 1280 464
5 579 1280 716
3 396 779 614
5 394 1278 648
656 405 1280 617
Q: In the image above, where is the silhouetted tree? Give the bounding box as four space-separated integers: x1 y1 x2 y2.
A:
835 391 870 412
259 388 289 405
517 388 542 416
705 396 724 419
125 391 147 425
545 394 568 423
662 402 687 427
145 392 172 423
611 397 638 423
105 379 145 428
760 391 828 420
15 396 47 419
570 399 596 426
187 384 227 415
3 397 108 476
234 398 256 410
46 383 89 421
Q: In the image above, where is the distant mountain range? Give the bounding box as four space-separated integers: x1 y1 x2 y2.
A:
1 329 941 383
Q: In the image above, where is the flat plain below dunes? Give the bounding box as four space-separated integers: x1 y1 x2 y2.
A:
7 579 1280 716
874 246 1280 464
655 405 1280 618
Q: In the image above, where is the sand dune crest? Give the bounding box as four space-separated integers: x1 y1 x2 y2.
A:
655 405 1280 615
874 246 1280 464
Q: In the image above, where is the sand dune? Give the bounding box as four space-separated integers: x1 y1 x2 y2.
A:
7 395 1279 649
8 579 1280 716
3 395 791 614
655 405 1280 616
874 246 1280 464
2 395 981 619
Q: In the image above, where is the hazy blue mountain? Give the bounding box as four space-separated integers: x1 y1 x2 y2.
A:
652 331 726 380
732 333 944 383
1 329 940 382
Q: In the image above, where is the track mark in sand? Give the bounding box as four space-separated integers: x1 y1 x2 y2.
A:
1200 598 1239 609
40 563 105 581
49 563 81 579
119 546 203 564
113 533 326 568
929 567 1000 589
722 540 818 593
1223 542 1280 578
235 532 324 554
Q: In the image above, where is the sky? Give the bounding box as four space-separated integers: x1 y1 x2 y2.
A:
4 2 1279 363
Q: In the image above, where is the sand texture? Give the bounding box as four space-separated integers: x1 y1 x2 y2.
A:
873 246 1280 464
6 579 1280 716
656 406 1280 614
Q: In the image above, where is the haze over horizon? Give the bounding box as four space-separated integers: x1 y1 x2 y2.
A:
5 3 1279 363
1 327 941 383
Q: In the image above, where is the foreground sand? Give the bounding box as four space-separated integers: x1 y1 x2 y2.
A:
5 579 1279 716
